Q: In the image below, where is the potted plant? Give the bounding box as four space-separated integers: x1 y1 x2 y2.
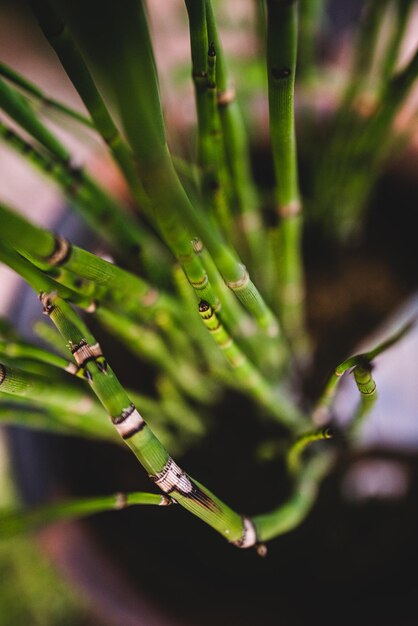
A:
1 0 418 624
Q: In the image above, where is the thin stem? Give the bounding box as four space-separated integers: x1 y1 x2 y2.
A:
0 61 94 128
0 491 172 539
30 0 149 211
286 427 333 476
205 0 264 267
266 0 308 357
37 291 255 549
313 318 414 424
198 300 307 429
254 452 334 543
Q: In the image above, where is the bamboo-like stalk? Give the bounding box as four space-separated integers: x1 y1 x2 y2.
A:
286 427 333 476
266 0 308 357
185 1 234 241
204 0 264 266
95 306 218 404
37 291 254 548
253 452 334 543
0 491 172 539
0 122 165 269
312 319 414 425
0 362 115 440
198 300 306 429
0 76 70 162
29 0 151 212
0 201 179 322
0 61 94 128
349 361 377 436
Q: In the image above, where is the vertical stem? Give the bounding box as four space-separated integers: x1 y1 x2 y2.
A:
266 0 308 359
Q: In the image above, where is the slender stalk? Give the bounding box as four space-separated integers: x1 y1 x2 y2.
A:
253 452 334 543
313 319 414 424
0 201 179 322
37 291 255 548
349 361 377 436
0 122 163 268
0 61 94 128
198 300 306 429
185 1 234 241
0 362 114 439
0 76 70 162
266 0 308 357
30 0 150 212
286 427 333 476
205 0 264 266
95 306 218 404
0 491 172 539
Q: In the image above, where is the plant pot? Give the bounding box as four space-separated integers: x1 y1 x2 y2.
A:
5 160 418 626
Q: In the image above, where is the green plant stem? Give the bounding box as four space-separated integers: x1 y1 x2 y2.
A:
286 427 333 476
0 123 162 268
0 240 92 309
0 491 172 539
184 1 234 241
0 61 94 128
0 201 179 322
253 452 334 543
204 0 264 267
313 319 414 424
349 362 377 436
0 362 114 439
0 77 70 162
38 291 256 548
30 0 150 212
198 300 306 429
266 0 308 357
95 306 217 404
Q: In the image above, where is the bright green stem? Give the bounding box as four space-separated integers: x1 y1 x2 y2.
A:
0 337 72 372
0 123 157 265
38 292 253 548
0 201 177 322
313 319 414 424
198 300 306 429
0 404 105 440
266 0 308 356
286 427 333 476
349 362 377 436
30 0 149 210
205 0 264 266
0 241 91 308
95 306 216 404
0 76 70 162
0 61 93 128
254 452 334 542
0 362 114 439
0 491 171 539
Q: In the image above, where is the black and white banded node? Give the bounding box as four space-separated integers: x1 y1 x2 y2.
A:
70 339 107 379
231 516 258 549
112 403 146 440
151 458 219 512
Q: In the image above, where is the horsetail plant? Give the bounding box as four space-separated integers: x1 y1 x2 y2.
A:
1 0 418 561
